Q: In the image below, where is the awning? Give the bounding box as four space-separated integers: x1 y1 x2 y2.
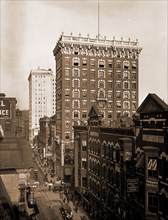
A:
135 154 144 168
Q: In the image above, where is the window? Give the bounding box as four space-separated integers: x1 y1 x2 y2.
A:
123 91 130 99
132 82 136 90
82 69 87 77
65 100 70 108
148 192 158 213
65 121 70 129
116 81 121 89
82 90 87 98
123 81 130 89
73 79 79 87
123 71 130 79
72 89 80 98
65 89 70 97
132 102 137 110
90 91 96 99
82 100 87 108
65 57 70 66
82 112 87 119
108 91 113 98
132 72 136 80
108 60 112 68
65 80 70 87
74 48 79 55
108 81 113 89
98 80 105 88
73 57 80 66
116 72 121 79
65 111 70 119
90 82 96 89
108 102 113 108
73 100 80 108
65 132 70 140
90 70 95 78
82 80 87 88
116 91 121 99
123 61 130 69
65 68 70 77
5 121 11 131
72 68 80 77
132 62 137 69
108 70 112 78
82 159 87 169
116 111 121 118
108 111 112 118
132 91 136 99
116 102 121 108
98 70 105 78
73 110 80 119
116 63 121 69
90 59 95 66
123 101 130 109
82 59 87 66
98 60 105 68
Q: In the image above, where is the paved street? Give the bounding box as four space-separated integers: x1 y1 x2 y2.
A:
29 161 89 220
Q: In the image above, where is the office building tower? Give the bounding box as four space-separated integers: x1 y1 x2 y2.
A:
28 68 56 143
53 33 142 180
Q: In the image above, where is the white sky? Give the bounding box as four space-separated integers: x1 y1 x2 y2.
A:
0 0 167 109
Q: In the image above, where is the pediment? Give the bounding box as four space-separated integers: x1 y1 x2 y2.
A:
88 104 101 119
137 93 168 113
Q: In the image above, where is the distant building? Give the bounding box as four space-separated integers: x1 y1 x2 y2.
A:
15 108 29 141
53 33 142 181
0 93 17 138
28 68 56 143
0 93 34 219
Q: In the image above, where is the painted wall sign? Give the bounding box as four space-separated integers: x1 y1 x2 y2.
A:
142 134 164 143
0 99 10 118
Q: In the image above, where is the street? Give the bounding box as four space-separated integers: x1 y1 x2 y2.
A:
29 161 88 220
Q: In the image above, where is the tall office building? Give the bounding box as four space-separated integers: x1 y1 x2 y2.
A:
28 68 56 143
53 33 142 180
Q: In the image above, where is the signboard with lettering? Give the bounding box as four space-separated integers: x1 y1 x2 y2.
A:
0 99 10 119
127 178 139 192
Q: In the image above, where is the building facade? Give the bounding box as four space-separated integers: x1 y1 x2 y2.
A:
28 68 56 143
15 109 29 141
74 94 168 220
53 33 142 181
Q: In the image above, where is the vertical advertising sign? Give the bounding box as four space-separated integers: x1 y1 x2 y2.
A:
0 99 10 119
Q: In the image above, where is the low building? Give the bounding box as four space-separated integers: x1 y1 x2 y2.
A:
73 94 168 220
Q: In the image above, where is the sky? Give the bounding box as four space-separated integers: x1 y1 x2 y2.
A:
0 0 167 109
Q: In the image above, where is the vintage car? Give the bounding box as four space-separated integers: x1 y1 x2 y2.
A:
60 204 73 220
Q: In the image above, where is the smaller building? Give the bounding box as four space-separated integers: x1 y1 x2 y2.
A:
73 94 168 220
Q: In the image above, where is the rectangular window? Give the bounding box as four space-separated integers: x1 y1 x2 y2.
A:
108 81 113 89
108 60 112 68
132 82 136 90
82 90 87 98
148 192 158 213
82 80 87 88
65 69 70 77
99 60 105 68
98 70 105 78
90 70 95 78
90 59 95 66
65 80 70 87
73 58 80 66
82 112 87 119
65 89 70 97
82 59 87 66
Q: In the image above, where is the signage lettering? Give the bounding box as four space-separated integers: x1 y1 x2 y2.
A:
0 109 9 116
143 134 164 143
0 99 10 119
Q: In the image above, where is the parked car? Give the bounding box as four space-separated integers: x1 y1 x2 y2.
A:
60 204 73 220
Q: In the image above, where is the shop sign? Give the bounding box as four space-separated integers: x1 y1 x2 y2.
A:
127 178 139 192
143 134 164 143
0 99 10 118
146 179 158 189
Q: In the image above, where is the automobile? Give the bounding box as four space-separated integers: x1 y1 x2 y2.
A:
60 204 73 220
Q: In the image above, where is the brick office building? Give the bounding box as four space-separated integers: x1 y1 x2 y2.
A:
74 94 168 220
53 33 142 181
